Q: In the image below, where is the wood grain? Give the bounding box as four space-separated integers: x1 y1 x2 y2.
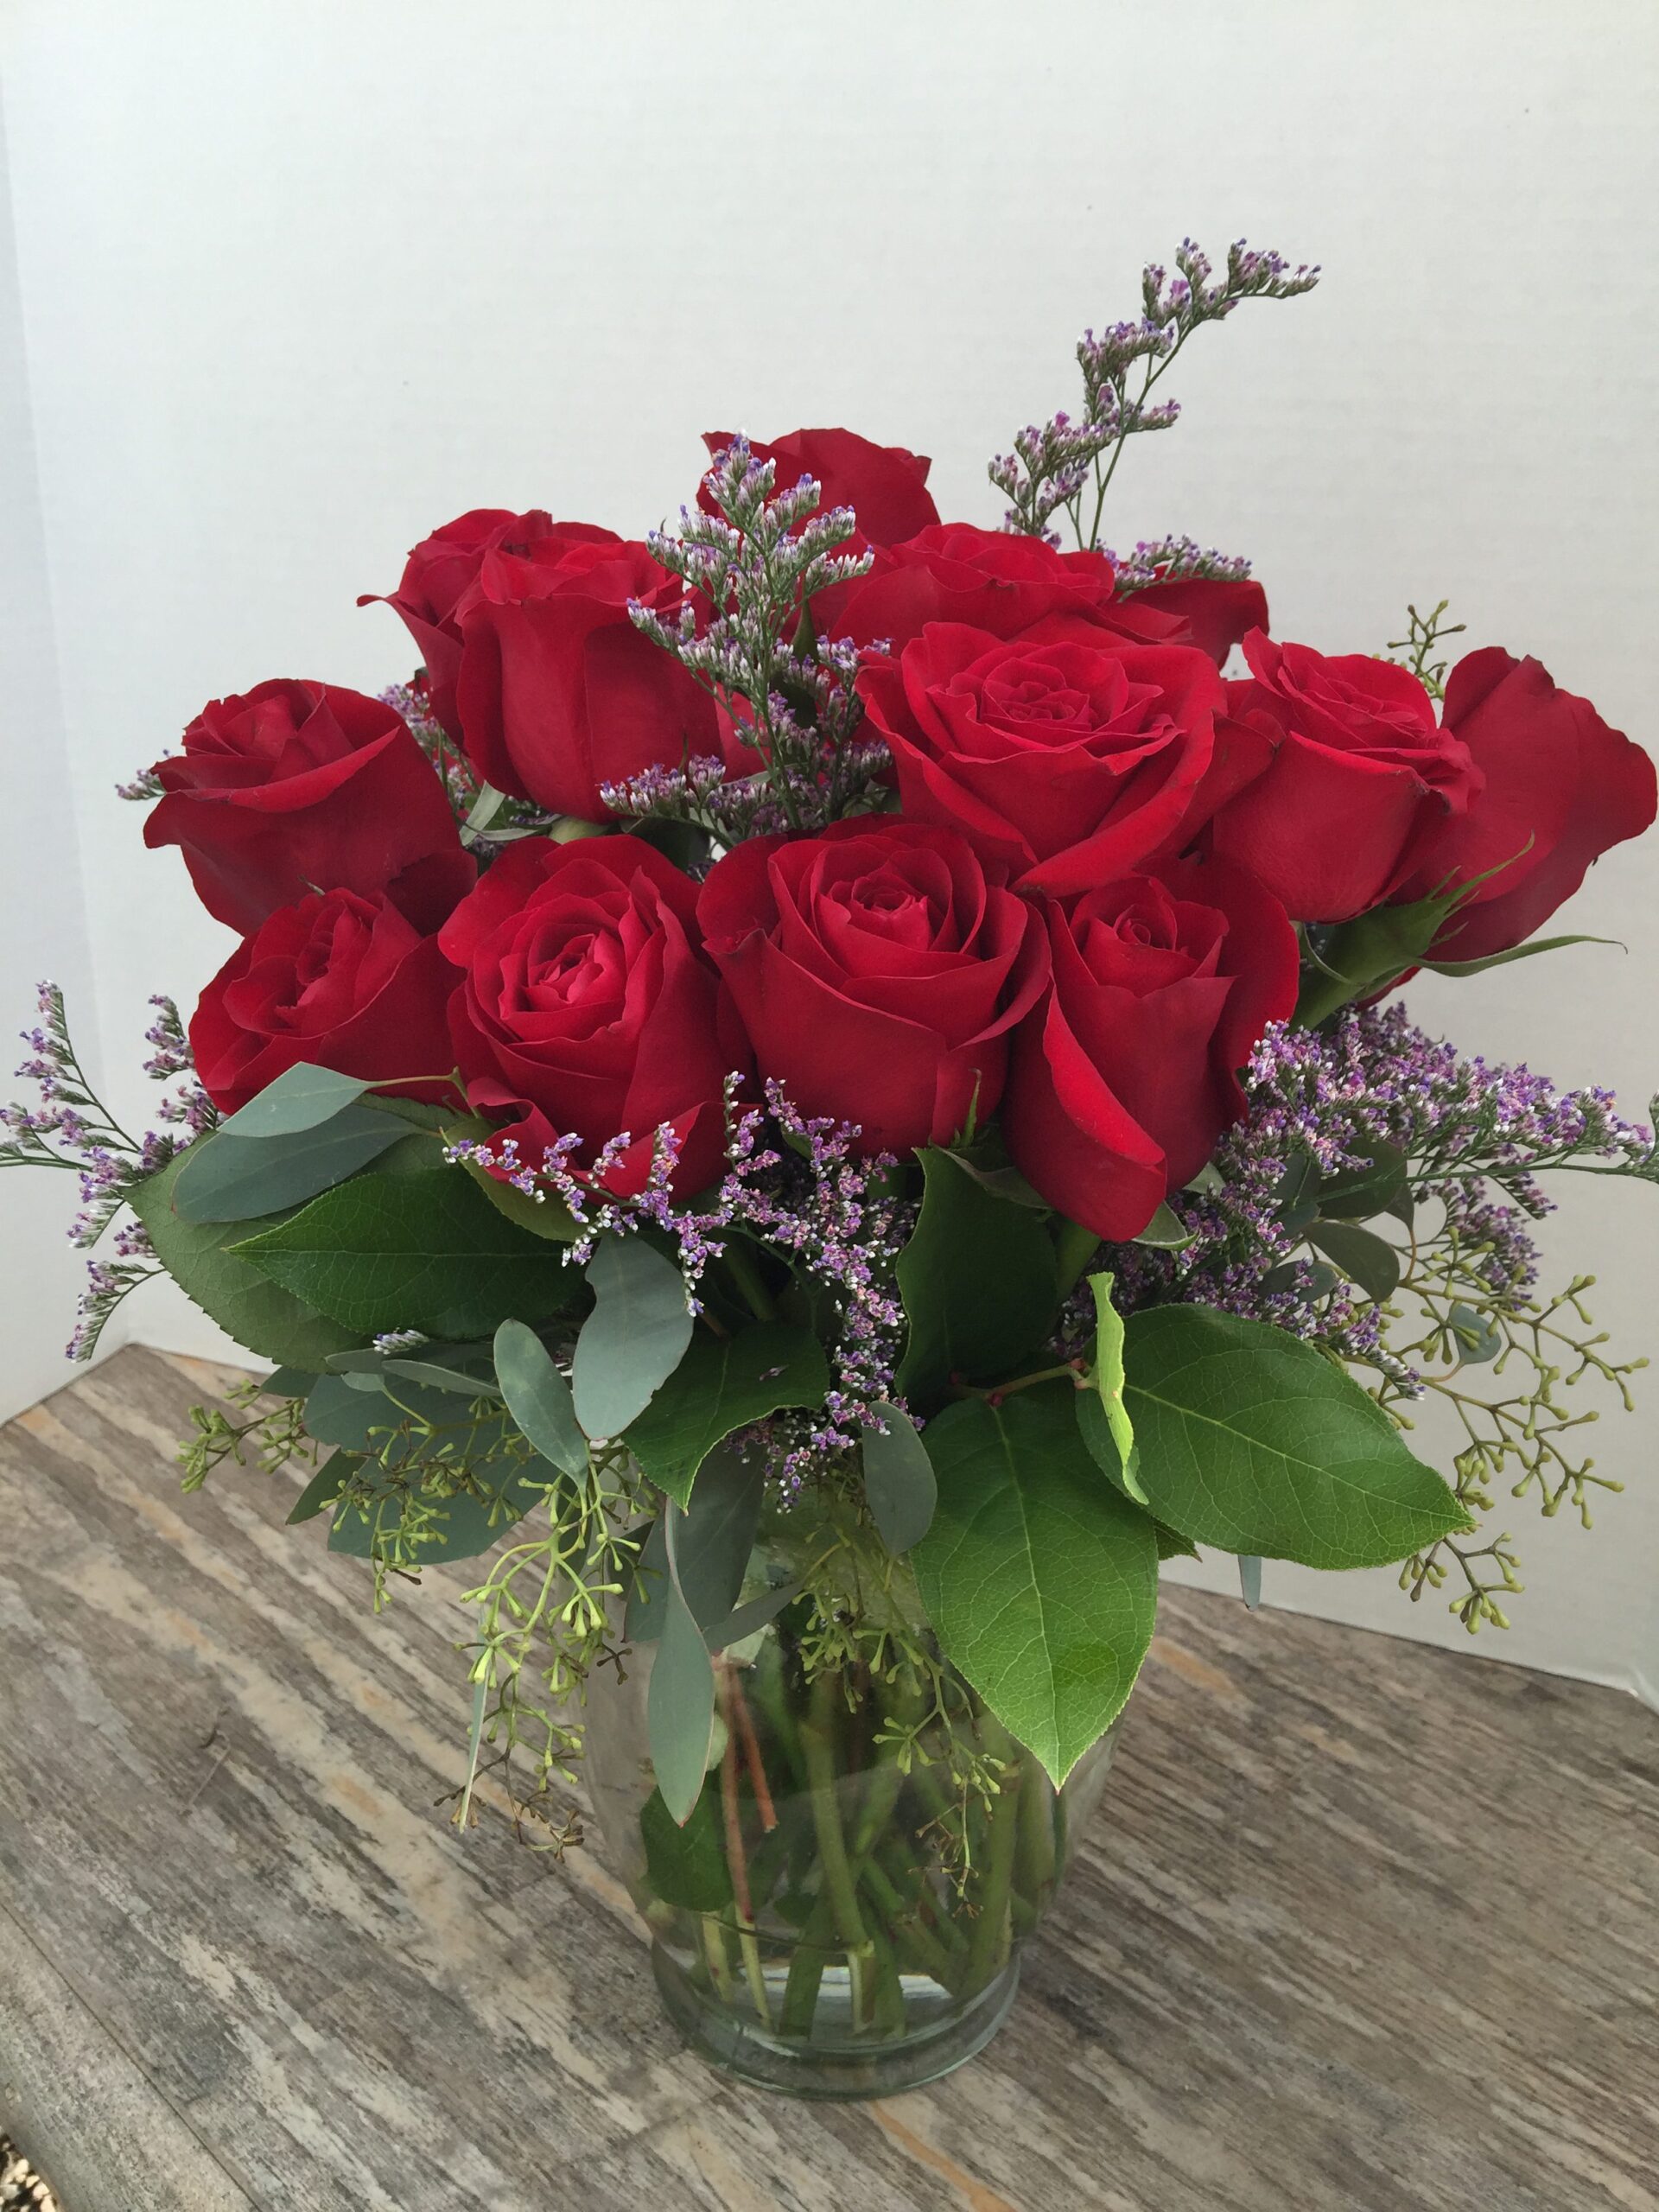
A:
0 1348 1654 2211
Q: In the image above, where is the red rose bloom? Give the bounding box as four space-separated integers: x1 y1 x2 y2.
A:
452 537 720 820
190 889 459 1116
1390 649 1657 961
1206 632 1481 922
1122 574 1270 667
857 622 1251 898
439 836 732 1196
143 680 474 936
1003 857 1299 1239
700 427 939 550
823 524 1192 654
697 819 1046 1157
359 509 615 738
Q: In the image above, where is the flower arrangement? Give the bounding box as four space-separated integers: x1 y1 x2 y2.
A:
7 237 1656 2094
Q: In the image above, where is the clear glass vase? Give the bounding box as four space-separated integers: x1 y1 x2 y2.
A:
586 1518 1121 2100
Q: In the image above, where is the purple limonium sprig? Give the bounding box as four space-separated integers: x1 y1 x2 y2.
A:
3 984 216 1357
445 1078 912 1487
1107 533 1255 594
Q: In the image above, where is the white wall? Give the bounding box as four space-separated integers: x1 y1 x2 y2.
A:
3 0 1655 1689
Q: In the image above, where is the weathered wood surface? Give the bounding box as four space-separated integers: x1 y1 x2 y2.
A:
0 1349 1654 2212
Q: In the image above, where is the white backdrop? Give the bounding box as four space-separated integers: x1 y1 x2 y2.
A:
3 0 1656 1694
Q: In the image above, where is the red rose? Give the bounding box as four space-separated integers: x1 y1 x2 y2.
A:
822 524 1192 654
1389 649 1656 961
359 509 615 738
451 537 720 820
1206 633 1480 922
190 889 459 1116
1120 574 1270 667
856 622 1252 898
1002 857 1299 1239
697 819 1046 1156
144 680 474 936
439 836 733 1195
700 427 939 550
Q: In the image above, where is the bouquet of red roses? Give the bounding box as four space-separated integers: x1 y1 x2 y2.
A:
6 238 1655 2096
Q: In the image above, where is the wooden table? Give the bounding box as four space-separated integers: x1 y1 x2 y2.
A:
1 1349 1654 2212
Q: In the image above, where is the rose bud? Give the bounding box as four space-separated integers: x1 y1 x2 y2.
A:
699 426 939 551
856 622 1259 899
1390 648 1656 960
143 680 474 936
697 818 1046 1157
1002 856 1300 1240
451 537 720 820
190 889 459 1116
440 835 734 1197
1205 633 1481 922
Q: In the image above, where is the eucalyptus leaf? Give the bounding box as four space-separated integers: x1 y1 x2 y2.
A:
648 1510 719 1824
572 1236 694 1438
1131 1201 1196 1252
1121 1305 1471 1567
1447 1302 1503 1364
258 1365 316 1398
286 1452 354 1526
493 1319 588 1476
861 1402 938 1554
219 1063 376 1138
172 1107 412 1226
1306 1220 1402 1305
327 1453 556 1564
913 1384 1160 1786
1315 1141 1408 1223
623 1321 828 1506
703 1579 803 1651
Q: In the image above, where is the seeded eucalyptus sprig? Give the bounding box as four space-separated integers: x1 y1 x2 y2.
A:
991 237 1319 549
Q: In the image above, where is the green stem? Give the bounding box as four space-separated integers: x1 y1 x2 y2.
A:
861 1855 959 1986
801 1672 876 2026
1013 1755 1058 1924
964 1734 1022 1993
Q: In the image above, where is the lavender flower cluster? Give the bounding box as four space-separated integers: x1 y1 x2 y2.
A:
991 236 1320 545
2 986 216 1357
446 1077 911 1485
1106 532 1255 594
611 438 889 840
1103 1005 1657 1384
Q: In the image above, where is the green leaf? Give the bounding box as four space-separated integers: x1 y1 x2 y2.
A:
861 1402 937 1554
127 1148 359 1370
445 1122 580 1243
913 1384 1160 1785
493 1319 588 1476
640 1786 733 1910
1084 1273 1145 1503
626 1449 766 1644
219 1063 377 1137
895 1149 1058 1407
172 1108 409 1225
648 1509 719 1824
704 1579 802 1651
1131 1201 1195 1252
1424 931 1622 978
327 1454 555 1564
623 1321 829 1506
258 1365 317 1397
1153 1521 1198 1560
232 1167 579 1338
1121 1305 1471 1567
1314 1141 1408 1223
287 1452 354 1525
378 1357 502 1397
1306 1221 1402 1304
571 1236 693 1439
